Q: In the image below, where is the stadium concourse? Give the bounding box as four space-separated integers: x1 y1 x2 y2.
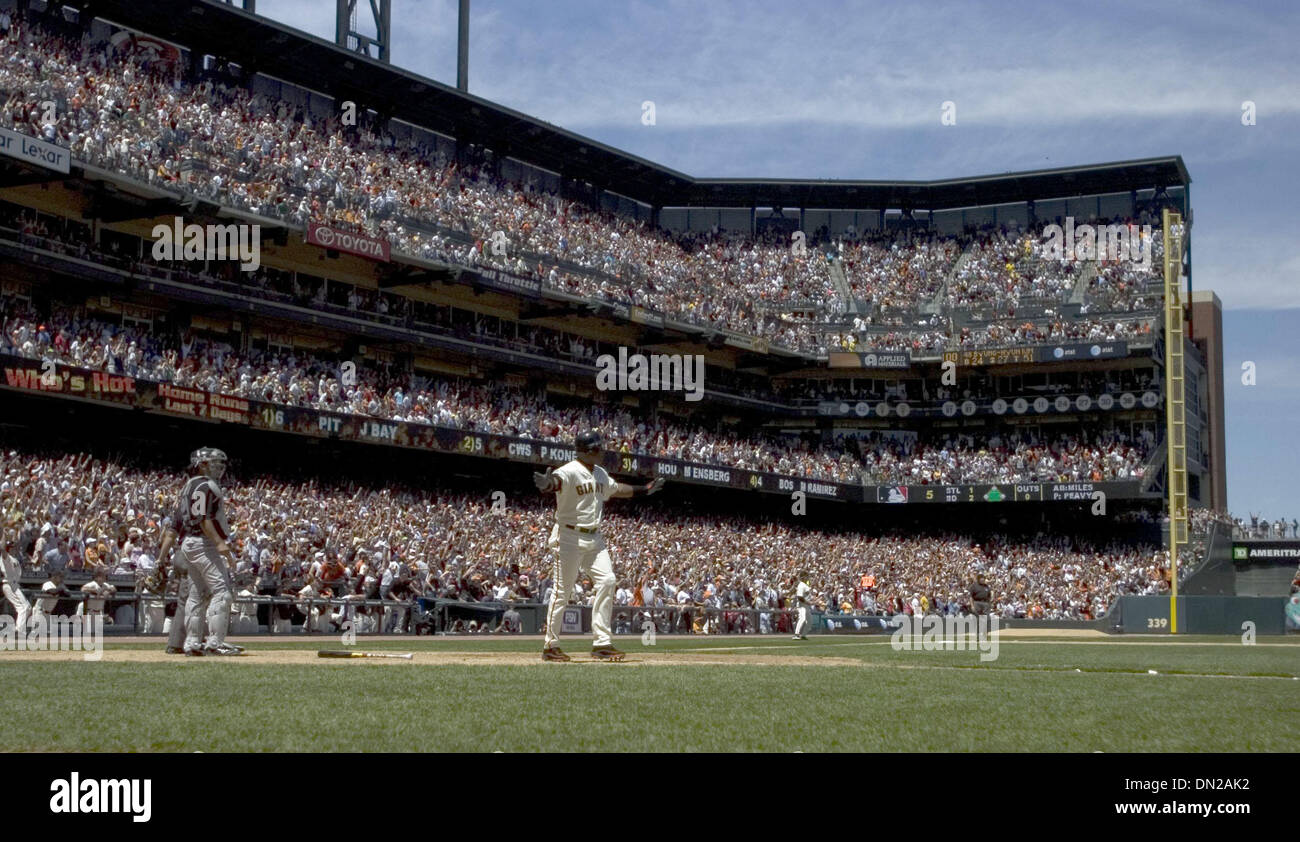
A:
0 17 1161 356
1 296 1154 486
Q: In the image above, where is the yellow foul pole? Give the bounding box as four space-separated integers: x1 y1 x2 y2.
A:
1162 210 1187 634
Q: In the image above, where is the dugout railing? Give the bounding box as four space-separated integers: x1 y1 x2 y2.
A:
5 586 807 636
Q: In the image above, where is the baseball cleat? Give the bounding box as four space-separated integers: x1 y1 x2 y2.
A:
541 646 571 662
204 643 244 656
591 645 626 661
183 647 204 657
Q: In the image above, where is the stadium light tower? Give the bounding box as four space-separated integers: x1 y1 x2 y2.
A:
336 0 392 63
458 0 470 92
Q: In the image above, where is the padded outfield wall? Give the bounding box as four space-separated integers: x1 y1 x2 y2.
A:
1107 595 1290 635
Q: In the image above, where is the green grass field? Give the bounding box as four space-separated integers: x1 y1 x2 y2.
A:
3 635 1297 752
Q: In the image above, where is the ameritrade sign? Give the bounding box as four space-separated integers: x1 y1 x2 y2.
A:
0 127 71 174
305 222 390 262
1231 542 1300 563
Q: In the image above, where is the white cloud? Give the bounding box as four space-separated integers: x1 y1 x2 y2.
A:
459 2 1300 133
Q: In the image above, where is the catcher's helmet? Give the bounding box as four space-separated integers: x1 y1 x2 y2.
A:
574 430 603 452
189 447 228 469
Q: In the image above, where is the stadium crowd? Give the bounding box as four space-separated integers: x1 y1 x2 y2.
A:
1 298 1156 484
855 428 1151 485
954 316 1154 348
779 367 1160 406
0 446 1172 624
0 298 862 482
946 228 1078 313
0 13 1251 636
1236 512 1299 540
0 18 831 351
0 18 1163 358
837 234 957 312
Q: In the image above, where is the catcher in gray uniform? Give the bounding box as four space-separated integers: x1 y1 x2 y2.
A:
158 517 218 655
174 447 243 656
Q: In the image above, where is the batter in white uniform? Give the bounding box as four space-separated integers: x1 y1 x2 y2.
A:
533 429 665 661
1 534 30 632
793 571 812 640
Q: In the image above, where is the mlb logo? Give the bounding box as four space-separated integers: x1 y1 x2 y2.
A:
1232 547 1248 560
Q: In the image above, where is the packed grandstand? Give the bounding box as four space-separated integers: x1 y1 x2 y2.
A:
1 443 1187 623
0 3 1242 634
0 15 1164 357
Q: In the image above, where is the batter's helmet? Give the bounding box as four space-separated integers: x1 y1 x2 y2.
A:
574 430 603 451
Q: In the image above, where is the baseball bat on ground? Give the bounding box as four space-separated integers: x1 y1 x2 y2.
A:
317 650 413 660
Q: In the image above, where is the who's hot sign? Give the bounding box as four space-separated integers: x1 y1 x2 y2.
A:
305 223 390 263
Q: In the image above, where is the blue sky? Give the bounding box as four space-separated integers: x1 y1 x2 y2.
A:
256 0 1299 520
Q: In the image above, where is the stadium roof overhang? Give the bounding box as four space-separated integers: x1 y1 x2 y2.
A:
70 0 1189 211
0 159 72 190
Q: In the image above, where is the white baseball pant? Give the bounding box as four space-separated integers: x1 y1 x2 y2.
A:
544 531 615 649
32 595 57 625
141 598 166 634
3 581 30 632
795 605 809 636
310 601 334 634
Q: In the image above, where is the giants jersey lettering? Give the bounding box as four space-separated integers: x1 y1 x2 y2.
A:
552 460 614 529
174 476 231 541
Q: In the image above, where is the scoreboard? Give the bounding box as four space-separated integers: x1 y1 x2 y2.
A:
874 482 1126 504
942 347 1036 366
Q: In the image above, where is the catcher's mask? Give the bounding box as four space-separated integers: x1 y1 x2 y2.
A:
190 447 228 480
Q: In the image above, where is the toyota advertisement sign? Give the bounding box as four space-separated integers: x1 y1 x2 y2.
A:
305 222 391 262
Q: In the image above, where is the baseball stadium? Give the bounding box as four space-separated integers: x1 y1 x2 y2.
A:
0 0 1297 757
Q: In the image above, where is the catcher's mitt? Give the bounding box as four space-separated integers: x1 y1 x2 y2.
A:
141 563 169 594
